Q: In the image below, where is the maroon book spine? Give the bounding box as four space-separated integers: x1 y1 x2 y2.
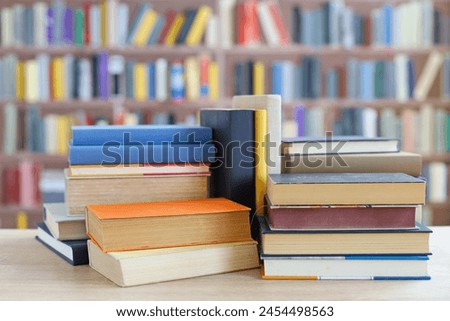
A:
267 206 416 229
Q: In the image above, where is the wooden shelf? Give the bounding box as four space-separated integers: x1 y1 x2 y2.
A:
224 45 450 57
283 99 450 109
426 201 450 209
422 154 450 163
0 152 67 167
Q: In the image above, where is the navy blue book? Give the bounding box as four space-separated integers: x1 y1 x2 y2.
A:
71 125 212 146
36 223 88 266
200 109 255 211
69 142 216 165
176 8 197 44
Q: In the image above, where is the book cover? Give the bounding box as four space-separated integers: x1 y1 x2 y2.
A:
68 142 216 165
185 5 212 46
267 172 426 206
200 109 255 212
36 223 88 266
71 125 212 146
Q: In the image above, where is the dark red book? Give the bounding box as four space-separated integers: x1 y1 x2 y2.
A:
83 1 90 45
158 10 177 44
2 166 20 205
266 196 417 230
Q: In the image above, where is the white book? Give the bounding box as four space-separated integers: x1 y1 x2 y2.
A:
116 3 129 46
407 1 422 48
232 95 282 174
380 108 397 139
394 54 409 102
25 60 39 103
362 108 377 138
329 0 343 47
282 119 297 138
1 7 13 46
37 54 50 101
3 103 17 155
428 162 448 203
434 109 447 153
419 104 434 154
107 0 118 47
155 58 168 102
421 0 433 47
90 5 101 47
257 1 280 47
342 7 355 49
305 107 325 137
282 61 295 103
44 115 58 155
370 9 381 46
33 2 48 47
204 14 218 48
391 4 400 47
414 51 444 101
219 0 236 49
79 58 93 101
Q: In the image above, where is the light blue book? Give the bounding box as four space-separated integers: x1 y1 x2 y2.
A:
271 61 284 96
147 15 165 45
3 103 17 155
346 58 359 99
360 60 375 100
326 69 338 99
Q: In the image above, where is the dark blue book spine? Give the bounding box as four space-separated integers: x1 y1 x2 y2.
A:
68 143 216 165
148 61 155 100
71 126 212 145
176 8 197 44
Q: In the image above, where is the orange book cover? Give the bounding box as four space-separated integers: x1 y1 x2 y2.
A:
87 197 250 220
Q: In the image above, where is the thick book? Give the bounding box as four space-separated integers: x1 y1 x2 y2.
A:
261 254 430 280
281 136 399 155
71 125 212 145
86 198 253 252
36 223 88 266
258 216 432 256
88 240 259 287
68 142 216 165
266 196 417 230
267 173 426 206
68 163 210 177
200 109 255 212
43 203 86 240
65 172 209 215
281 151 422 176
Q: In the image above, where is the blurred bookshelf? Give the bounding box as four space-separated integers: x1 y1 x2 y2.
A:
0 0 449 227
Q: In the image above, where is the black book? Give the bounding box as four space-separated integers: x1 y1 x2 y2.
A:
36 222 89 266
292 6 302 43
200 109 256 234
91 54 99 98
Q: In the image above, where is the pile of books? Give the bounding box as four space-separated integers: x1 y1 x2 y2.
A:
66 125 214 215
86 198 259 287
259 136 432 280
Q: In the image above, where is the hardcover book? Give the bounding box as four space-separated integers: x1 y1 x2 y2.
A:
258 216 431 255
43 203 86 240
88 240 259 287
36 223 88 266
267 173 426 206
86 198 253 252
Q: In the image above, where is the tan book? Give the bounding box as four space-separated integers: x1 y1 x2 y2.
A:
267 173 426 206
65 171 208 215
88 240 259 287
282 151 422 176
43 203 86 240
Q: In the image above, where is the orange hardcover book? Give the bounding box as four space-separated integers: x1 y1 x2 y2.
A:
86 198 253 252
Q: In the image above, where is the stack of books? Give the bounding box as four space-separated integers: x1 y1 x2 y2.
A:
66 125 215 215
35 203 88 266
259 136 432 280
86 198 259 287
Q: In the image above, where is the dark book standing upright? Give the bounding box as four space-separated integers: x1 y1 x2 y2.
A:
200 109 256 229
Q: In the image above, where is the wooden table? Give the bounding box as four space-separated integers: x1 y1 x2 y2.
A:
1 227 449 301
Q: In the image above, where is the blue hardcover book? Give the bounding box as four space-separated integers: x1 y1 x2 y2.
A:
360 61 375 100
301 10 313 46
346 58 359 99
148 61 155 100
36 223 88 266
383 4 393 46
271 61 284 96
407 58 415 98
326 69 338 99
292 6 302 43
71 125 213 146
68 142 216 165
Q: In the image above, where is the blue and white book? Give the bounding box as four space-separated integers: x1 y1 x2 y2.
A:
261 253 430 280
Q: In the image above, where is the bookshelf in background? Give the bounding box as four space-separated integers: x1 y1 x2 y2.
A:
1 0 449 225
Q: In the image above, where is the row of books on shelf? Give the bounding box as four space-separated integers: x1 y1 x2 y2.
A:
234 52 450 101
285 106 450 154
34 117 438 284
222 0 450 48
0 1 214 48
0 105 196 156
0 53 219 103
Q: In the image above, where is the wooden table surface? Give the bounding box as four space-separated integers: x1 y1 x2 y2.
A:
1 227 449 301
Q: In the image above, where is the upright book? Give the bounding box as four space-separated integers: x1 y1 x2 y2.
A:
86 198 253 252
